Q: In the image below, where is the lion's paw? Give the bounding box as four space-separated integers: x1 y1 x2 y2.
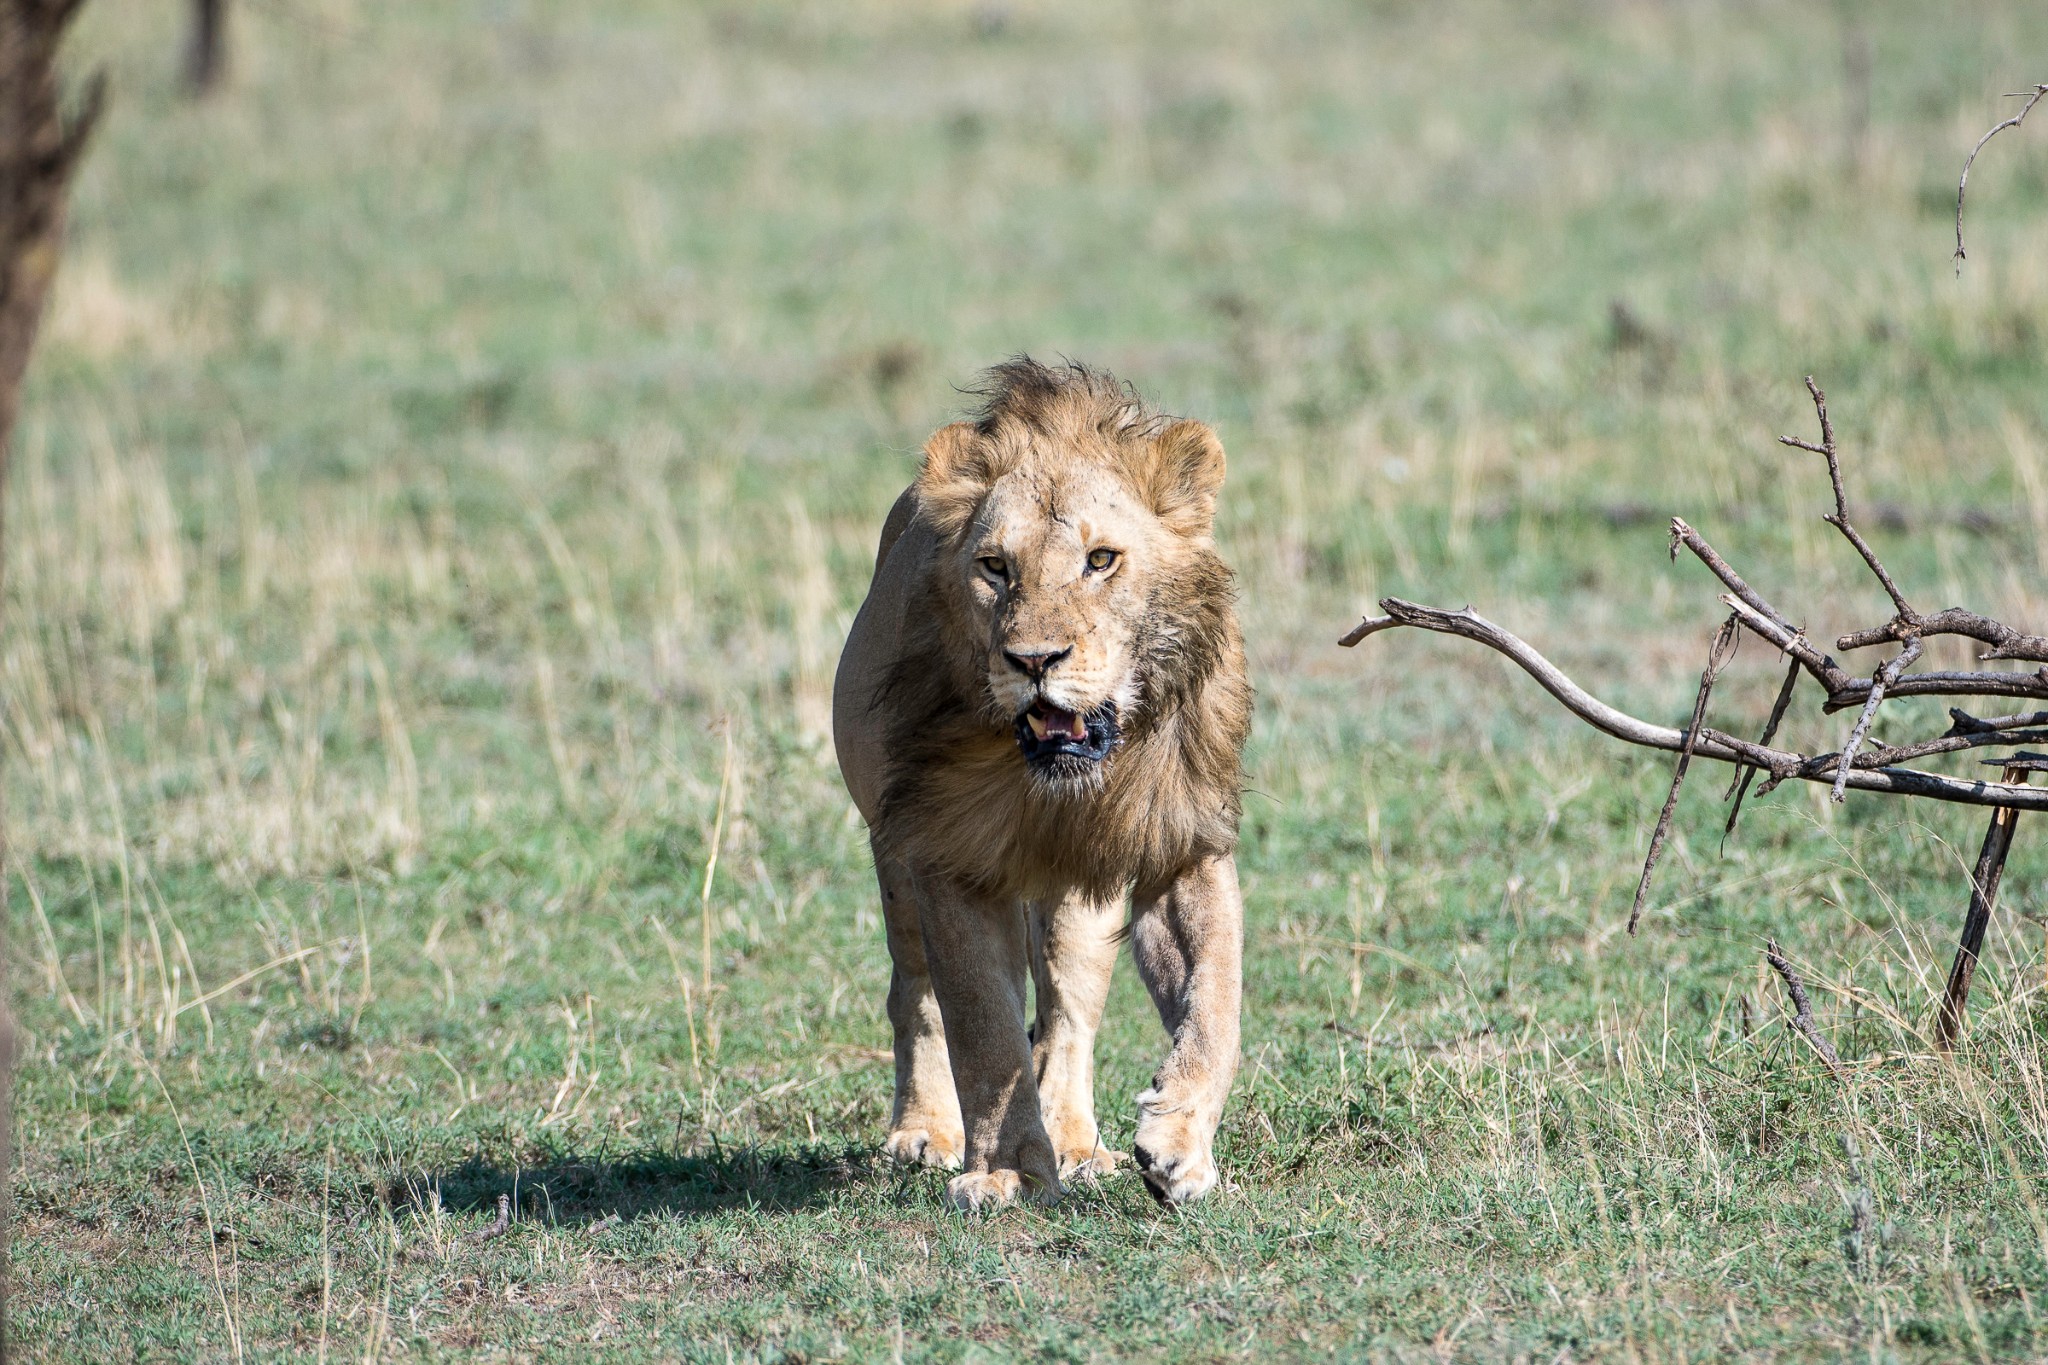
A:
1132 1090 1219 1206
945 1170 1020 1212
946 1170 1064 1211
945 1168 1061 1212
1132 1142 1217 1205
1057 1145 1127 1182
884 1126 964 1170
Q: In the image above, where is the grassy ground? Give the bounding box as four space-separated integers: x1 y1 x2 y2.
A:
12 0 2048 1358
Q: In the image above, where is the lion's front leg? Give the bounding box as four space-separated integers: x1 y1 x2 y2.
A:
1028 892 1126 1180
876 849 964 1169
916 875 1062 1211
1129 854 1243 1206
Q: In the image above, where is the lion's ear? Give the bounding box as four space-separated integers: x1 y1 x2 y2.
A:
914 421 988 539
1139 419 1226 536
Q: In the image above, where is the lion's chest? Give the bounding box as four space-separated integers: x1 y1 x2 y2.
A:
887 731 1233 902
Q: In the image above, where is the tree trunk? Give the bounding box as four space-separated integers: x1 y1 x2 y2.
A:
183 0 225 96
0 0 101 1350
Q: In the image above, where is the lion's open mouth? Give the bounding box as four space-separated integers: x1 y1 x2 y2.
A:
1014 699 1120 771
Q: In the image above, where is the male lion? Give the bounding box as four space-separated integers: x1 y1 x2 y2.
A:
833 358 1252 1211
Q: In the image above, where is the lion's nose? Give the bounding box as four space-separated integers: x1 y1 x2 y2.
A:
1002 646 1072 680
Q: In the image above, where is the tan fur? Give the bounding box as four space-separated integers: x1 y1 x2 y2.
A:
833 359 1251 1210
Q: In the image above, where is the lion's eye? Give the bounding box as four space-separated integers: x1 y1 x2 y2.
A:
978 555 1008 579
1085 548 1120 573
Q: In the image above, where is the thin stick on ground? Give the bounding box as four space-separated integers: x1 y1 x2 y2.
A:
1955 82 2048 272
1630 615 1738 935
1765 939 1844 1080
1936 761 2033 1050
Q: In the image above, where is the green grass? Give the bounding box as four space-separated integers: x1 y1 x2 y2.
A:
13 0 2048 1358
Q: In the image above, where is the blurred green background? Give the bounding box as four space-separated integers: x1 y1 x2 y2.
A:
12 1 2048 1359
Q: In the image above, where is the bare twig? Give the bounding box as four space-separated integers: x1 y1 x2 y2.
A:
1818 726 2048 773
1670 517 1853 691
1780 377 1916 621
1337 614 1399 647
1703 384 1925 802
1668 518 1797 637
1724 656 1802 843
1630 615 1738 935
1827 667 2048 712
1947 708 2048 736
1717 594 2048 712
1837 608 2048 663
1831 637 1922 803
1955 83 2048 272
1765 939 1844 1080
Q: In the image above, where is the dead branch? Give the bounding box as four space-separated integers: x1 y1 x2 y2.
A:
1837 608 2048 663
1766 939 1844 1080
1955 83 2048 272
1630 616 1737 935
1663 521 2037 718
1780 377 1915 621
1947 708 2048 735
1817 725 2048 772
1723 658 1800 842
1342 598 2048 812
1825 668 2048 711
1715 593 2048 712
1832 637 1921 803
1936 762 2033 1049
1669 516 1855 691
1348 371 2048 982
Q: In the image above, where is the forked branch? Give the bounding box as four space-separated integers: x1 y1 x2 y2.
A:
1779 377 1915 621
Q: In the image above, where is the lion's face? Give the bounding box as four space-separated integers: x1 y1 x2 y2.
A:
961 460 1152 779
917 414 1229 787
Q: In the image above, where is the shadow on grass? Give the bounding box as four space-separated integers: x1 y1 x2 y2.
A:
392 1142 887 1226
